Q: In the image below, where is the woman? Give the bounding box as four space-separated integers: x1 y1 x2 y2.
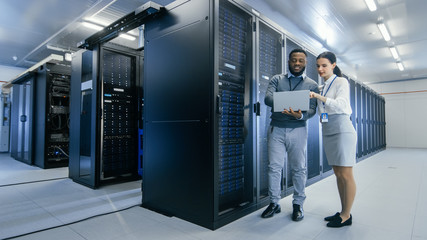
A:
310 51 357 228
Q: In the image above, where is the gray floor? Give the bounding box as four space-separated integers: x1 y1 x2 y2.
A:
1 148 427 240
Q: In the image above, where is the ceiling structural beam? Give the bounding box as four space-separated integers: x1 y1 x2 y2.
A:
16 0 123 67
2 54 64 93
77 1 165 50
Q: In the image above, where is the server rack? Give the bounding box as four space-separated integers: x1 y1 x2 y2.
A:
33 63 71 168
383 98 386 148
142 0 255 230
10 74 35 165
0 93 11 152
305 51 321 181
356 82 363 158
367 89 373 153
69 43 141 188
349 78 356 129
256 20 283 201
362 86 368 156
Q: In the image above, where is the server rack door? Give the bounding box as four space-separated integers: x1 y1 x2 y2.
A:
12 81 35 164
34 67 48 168
10 86 20 160
382 98 386 148
374 95 379 150
257 21 282 201
143 0 255 230
356 83 363 158
305 52 320 180
99 47 138 180
380 98 386 148
349 79 356 128
69 49 97 187
367 90 372 153
362 86 367 156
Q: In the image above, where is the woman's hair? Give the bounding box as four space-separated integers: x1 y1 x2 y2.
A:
317 51 342 77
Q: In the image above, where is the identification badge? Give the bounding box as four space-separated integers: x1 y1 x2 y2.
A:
321 113 328 123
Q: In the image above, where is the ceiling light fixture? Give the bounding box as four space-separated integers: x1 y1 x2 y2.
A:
82 21 104 31
82 21 136 41
396 61 404 71
119 33 136 41
377 22 391 41
389 46 399 59
364 0 377 11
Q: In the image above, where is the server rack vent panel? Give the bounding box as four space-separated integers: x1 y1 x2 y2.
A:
258 21 282 199
46 72 70 163
101 50 137 178
305 52 321 179
217 3 249 211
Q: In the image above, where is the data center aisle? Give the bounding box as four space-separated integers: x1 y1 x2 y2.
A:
4 148 427 240
0 153 68 186
0 154 142 240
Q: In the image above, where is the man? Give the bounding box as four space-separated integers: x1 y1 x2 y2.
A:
262 48 319 221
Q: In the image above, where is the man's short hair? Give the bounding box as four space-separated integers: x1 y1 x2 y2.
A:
289 48 307 59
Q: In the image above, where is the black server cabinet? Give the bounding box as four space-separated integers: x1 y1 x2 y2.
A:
349 78 356 129
356 82 363 158
361 86 367 156
367 89 372 153
380 98 386 148
34 63 70 168
142 0 255 230
10 75 35 165
257 20 282 201
305 51 321 180
373 94 379 151
69 43 141 188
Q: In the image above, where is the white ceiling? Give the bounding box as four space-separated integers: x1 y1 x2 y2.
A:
1 0 426 84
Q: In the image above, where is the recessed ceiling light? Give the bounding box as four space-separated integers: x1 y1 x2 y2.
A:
12 56 17 61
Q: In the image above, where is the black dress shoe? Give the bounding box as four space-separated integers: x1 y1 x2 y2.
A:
261 203 281 218
326 215 352 228
292 204 304 221
324 212 340 221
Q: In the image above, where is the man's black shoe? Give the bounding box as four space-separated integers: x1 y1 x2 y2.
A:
292 204 304 221
261 203 281 218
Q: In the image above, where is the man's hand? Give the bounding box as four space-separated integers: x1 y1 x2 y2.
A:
282 107 302 119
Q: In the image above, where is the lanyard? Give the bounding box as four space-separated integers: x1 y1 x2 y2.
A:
289 76 303 91
321 75 337 108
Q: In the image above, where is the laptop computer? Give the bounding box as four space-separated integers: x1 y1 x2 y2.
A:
273 90 310 112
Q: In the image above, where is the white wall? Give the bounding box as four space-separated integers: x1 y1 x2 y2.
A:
0 65 26 87
369 80 427 148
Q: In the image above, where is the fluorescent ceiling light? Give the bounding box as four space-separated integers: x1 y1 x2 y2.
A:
364 0 377 11
82 21 136 41
82 21 103 31
389 46 399 59
119 33 136 41
396 62 404 71
377 22 391 41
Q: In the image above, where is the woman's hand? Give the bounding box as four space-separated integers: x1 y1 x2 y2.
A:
310 91 318 98
310 91 327 103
